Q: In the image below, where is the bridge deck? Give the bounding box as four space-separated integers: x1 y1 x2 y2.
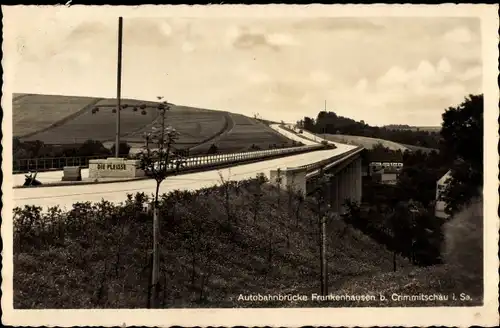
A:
11 126 361 210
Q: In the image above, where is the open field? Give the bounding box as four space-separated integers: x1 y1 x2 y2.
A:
191 113 298 154
13 180 414 308
323 134 409 151
13 93 101 137
18 95 228 146
14 94 296 154
126 105 230 149
22 99 160 144
399 143 438 153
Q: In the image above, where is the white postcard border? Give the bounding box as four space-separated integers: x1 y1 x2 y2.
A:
1 4 499 327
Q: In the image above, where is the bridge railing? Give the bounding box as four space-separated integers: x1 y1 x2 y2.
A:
288 146 365 174
160 144 326 172
14 144 328 174
13 155 108 173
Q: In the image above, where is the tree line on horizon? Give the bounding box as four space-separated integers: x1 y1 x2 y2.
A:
297 110 442 149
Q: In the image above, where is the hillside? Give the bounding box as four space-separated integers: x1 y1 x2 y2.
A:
399 143 438 153
384 124 441 132
13 93 297 154
323 134 409 151
13 180 413 308
301 111 441 149
13 93 102 137
190 113 299 154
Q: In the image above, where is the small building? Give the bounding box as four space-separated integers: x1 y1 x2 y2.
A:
435 170 452 219
364 150 404 185
368 161 404 175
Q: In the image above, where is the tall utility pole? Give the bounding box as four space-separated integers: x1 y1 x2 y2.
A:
115 17 123 158
317 168 329 296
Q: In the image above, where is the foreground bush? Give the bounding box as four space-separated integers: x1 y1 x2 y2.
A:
13 176 409 309
442 196 483 297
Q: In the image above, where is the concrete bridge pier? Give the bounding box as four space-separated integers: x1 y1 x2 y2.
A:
324 156 363 216
270 155 363 215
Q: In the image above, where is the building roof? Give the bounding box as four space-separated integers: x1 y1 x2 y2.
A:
437 169 452 185
367 151 404 163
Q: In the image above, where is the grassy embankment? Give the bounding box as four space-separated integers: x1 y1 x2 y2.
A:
14 177 482 308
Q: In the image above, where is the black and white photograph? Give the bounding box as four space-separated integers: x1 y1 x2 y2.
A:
2 4 498 327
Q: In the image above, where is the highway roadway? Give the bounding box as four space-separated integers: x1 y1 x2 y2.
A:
12 126 357 210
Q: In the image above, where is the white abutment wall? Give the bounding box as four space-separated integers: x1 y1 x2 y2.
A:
271 156 363 215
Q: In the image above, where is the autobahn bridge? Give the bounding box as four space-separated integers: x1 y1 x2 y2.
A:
12 125 365 212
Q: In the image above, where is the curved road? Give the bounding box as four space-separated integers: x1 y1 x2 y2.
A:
12 126 356 210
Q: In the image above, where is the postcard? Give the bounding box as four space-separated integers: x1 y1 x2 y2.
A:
2 4 498 327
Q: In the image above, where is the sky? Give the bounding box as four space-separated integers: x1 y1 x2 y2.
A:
11 13 483 126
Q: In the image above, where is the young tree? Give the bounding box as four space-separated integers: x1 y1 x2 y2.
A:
137 99 186 308
314 168 333 296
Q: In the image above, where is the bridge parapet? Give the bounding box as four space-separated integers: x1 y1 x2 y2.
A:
269 146 365 200
294 146 364 174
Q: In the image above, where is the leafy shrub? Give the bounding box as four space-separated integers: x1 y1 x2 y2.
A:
110 142 132 158
442 196 483 295
78 140 111 157
207 144 218 154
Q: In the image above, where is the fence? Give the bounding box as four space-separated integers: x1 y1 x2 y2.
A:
159 144 326 173
13 144 328 174
13 155 108 173
294 146 364 173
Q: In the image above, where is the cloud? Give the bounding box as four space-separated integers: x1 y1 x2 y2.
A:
377 65 408 86
292 17 385 32
67 21 110 41
158 21 172 36
443 27 473 43
377 60 451 90
458 66 482 81
355 78 368 92
267 33 299 46
367 59 476 120
228 26 298 51
11 16 483 127
309 70 331 84
181 41 195 53
233 32 277 51
437 58 452 74
247 71 271 84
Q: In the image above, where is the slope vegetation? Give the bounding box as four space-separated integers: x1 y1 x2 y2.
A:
14 179 412 308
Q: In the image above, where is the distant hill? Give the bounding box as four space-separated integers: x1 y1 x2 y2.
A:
323 134 409 152
12 93 297 154
384 124 441 132
301 110 441 149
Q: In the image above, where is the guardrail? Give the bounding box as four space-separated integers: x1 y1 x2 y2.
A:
158 143 326 173
13 155 109 173
14 144 329 175
289 146 365 174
